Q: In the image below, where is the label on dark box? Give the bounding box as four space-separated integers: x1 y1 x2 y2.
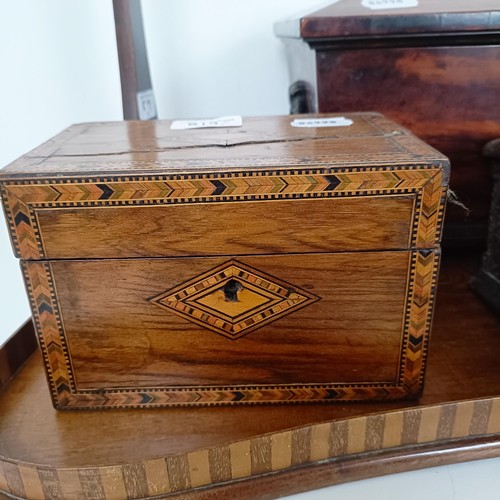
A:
361 0 418 10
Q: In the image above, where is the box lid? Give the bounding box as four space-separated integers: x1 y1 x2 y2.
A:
0 113 449 261
0 113 447 181
275 0 500 40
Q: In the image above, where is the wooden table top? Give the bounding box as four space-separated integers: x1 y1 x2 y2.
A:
1 252 499 499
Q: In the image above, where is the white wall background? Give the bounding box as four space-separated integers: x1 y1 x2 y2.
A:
0 0 122 342
141 0 326 119
0 1 499 499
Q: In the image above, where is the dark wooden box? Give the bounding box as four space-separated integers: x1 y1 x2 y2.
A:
275 0 500 244
0 113 449 409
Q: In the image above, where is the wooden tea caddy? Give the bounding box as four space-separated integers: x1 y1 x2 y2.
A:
0 113 449 409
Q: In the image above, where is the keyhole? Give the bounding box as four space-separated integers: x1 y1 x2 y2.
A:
223 279 243 302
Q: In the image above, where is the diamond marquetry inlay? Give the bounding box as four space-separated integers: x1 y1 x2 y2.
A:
149 260 320 339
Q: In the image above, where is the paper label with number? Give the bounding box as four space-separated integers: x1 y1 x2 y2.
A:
361 0 418 10
171 116 242 130
290 117 353 128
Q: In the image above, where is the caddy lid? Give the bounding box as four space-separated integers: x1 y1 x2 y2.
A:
0 113 448 181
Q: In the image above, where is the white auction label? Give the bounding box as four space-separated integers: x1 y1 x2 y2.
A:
136 89 157 120
170 115 242 130
361 0 418 10
291 117 353 128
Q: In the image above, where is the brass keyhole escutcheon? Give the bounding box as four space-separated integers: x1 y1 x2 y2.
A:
223 279 243 302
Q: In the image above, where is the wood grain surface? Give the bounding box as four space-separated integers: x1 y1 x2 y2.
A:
35 196 414 259
1 253 499 499
0 113 448 409
21 249 439 407
175 436 500 500
51 252 409 388
0 114 447 179
316 46 500 223
1 165 445 260
0 320 37 393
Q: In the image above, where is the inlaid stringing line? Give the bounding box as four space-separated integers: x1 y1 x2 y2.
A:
3 166 445 261
5 166 446 407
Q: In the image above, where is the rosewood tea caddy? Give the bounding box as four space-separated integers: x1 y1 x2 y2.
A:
0 113 449 409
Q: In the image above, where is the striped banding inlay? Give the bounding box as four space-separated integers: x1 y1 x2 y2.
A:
1 397 499 499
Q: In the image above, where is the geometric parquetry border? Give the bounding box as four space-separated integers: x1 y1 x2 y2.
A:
21 248 440 409
2 164 446 408
1 165 446 260
399 250 440 395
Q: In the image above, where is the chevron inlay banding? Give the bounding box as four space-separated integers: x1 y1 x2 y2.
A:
0 113 448 409
2 166 445 260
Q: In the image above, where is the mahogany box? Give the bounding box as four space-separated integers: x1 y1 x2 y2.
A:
0 113 449 409
275 0 500 244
